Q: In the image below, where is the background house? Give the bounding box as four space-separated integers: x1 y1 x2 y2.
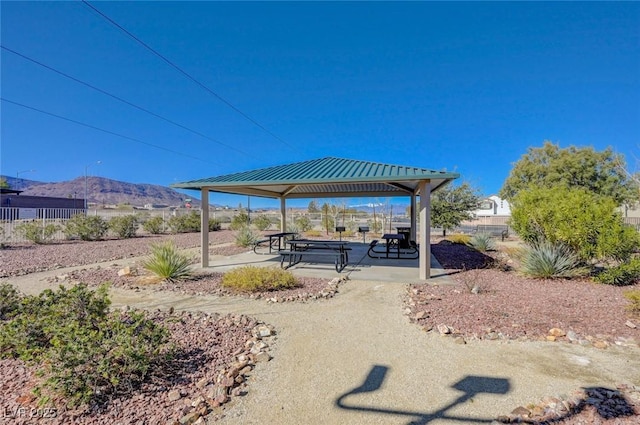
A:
474 195 511 217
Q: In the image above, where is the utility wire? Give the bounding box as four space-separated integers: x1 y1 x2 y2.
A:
1 97 218 165
81 0 301 153
1 45 254 158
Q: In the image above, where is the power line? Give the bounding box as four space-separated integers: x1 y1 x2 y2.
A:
81 0 301 153
1 97 219 165
1 45 254 158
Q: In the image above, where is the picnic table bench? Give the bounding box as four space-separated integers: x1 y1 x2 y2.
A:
279 239 350 272
474 225 509 241
367 236 419 260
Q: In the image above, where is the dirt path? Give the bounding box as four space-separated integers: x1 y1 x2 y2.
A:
4 264 639 424
111 280 640 424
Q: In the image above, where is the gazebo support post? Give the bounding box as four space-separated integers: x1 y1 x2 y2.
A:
418 180 431 280
280 197 287 232
200 188 209 268
410 194 417 242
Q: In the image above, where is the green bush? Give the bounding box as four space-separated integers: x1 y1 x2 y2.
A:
109 215 139 239
221 266 299 292
0 284 172 407
0 226 8 249
447 234 471 245
142 216 165 234
14 221 59 244
0 283 21 320
208 218 222 231
165 211 220 233
593 257 640 286
510 186 640 263
235 225 258 247
142 241 193 282
294 216 313 232
64 214 109 241
624 290 640 315
252 215 272 231
167 211 200 233
518 241 588 279
230 211 249 231
468 233 495 252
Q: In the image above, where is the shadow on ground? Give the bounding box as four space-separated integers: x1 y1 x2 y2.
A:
335 364 510 424
336 365 638 425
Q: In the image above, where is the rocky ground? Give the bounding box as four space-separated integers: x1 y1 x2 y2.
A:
1 232 639 424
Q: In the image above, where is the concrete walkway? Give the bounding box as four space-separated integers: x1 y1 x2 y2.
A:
3 251 639 425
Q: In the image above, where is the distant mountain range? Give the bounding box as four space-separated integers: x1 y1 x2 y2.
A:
1 175 197 207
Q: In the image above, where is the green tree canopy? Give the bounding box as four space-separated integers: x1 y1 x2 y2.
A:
0 178 9 189
499 141 638 205
431 182 480 236
510 186 639 263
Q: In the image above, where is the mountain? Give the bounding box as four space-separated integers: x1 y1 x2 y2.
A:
1 175 195 207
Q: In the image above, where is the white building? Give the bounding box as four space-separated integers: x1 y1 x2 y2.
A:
474 195 511 216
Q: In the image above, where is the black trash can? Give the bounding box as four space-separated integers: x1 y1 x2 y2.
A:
396 227 411 248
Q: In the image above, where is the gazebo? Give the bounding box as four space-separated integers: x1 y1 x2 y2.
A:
171 157 459 280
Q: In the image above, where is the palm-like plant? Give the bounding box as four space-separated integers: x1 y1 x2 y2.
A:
142 241 192 282
518 241 587 279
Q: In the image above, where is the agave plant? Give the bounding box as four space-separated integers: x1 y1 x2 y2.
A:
518 241 588 279
468 233 496 252
142 241 193 282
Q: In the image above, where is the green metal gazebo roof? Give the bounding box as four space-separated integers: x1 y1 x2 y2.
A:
171 157 459 199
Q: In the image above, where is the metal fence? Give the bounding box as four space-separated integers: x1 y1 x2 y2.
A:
3 207 640 244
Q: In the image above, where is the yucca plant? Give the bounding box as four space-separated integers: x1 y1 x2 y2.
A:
518 241 588 279
235 224 258 248
142 241 193 282
468 233 496 252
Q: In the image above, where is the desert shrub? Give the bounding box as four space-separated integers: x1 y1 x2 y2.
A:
142 216 165 234
624 290 640 315
367 218 382 234
208 218 222 231
286 222 301 236
0 284 172 407
0 227 7 249
14 221 59 244
230 211 249 231
447 234 471 245
593 257 640 286
518 241 588 279
235 225 258 247
294 216 313 232
142 241 193 282
109 214 139 239
167 211 201 233
305 229 323 238
510 186 640 263
221 266 299 292
468 233 496 252
64 214 108 241
0 284 21 320
252 215 272 231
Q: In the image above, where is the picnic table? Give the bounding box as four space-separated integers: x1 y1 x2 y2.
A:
367 234 419 260
279 239 350 272
253 232 298 254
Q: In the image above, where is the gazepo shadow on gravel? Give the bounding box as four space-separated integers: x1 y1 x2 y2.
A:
335 364 510 425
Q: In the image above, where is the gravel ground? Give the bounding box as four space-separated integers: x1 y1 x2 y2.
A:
1 234 639 424
410 241 640 345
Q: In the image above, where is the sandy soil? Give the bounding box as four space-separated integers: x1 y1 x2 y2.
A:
1 233 639 424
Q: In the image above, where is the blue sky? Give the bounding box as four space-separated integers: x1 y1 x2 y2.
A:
1 1 639 208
